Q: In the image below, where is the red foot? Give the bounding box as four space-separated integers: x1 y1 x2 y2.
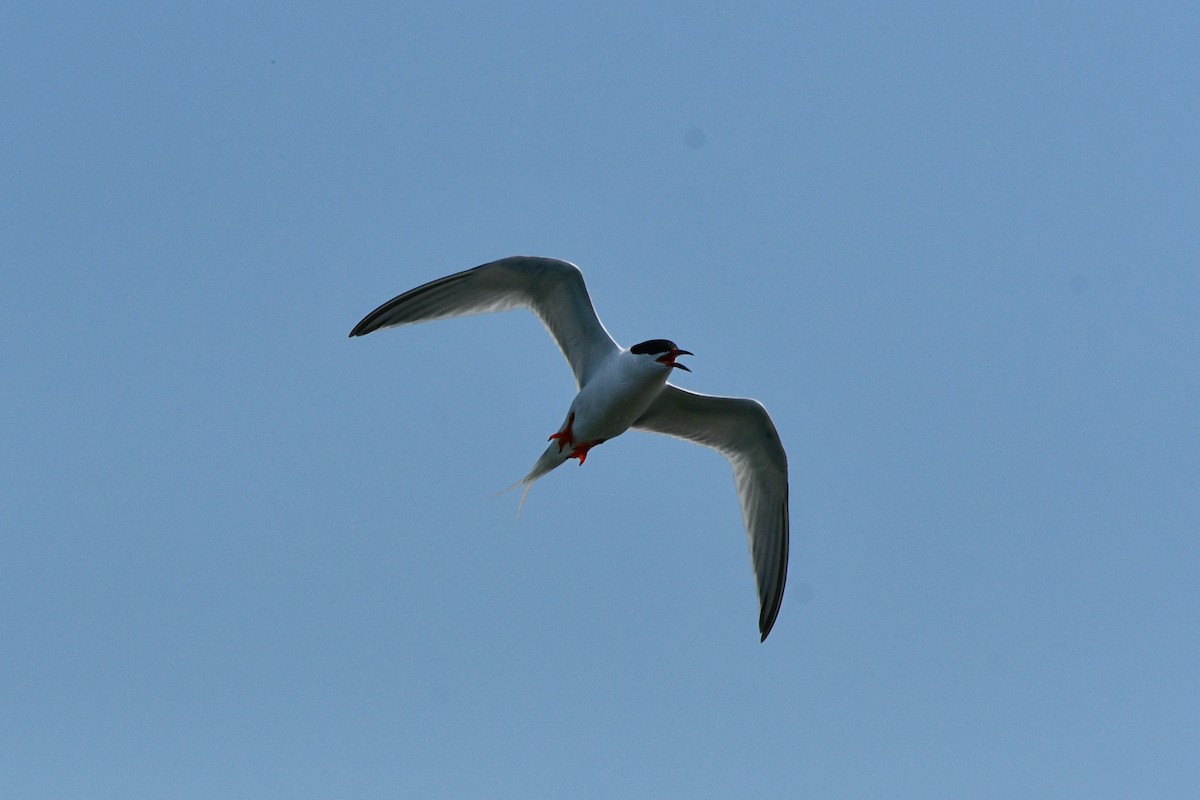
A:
568 439 607 465
548 411 576 452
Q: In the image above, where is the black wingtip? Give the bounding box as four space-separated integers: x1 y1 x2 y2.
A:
348 318 374 338
759 597 782 642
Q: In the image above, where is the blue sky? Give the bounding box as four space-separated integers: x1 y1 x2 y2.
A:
3 2 1197 797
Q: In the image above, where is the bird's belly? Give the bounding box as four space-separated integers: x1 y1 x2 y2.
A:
568 372 666 442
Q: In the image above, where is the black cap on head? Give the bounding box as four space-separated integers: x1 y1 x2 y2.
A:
630 339 678 355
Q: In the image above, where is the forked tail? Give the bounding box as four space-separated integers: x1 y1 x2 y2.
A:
493 443 570 518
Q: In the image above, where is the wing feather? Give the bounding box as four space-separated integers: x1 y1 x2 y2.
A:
350 256 619 387
633 385 789 641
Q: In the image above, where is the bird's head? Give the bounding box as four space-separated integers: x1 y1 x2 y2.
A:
630 339 693 372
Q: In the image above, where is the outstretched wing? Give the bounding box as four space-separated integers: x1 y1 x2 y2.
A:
350 256 620 388
633 385 789 641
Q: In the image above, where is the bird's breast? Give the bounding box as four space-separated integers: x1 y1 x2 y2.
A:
567 356 670 441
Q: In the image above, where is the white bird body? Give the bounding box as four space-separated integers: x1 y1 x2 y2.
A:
351 256 790 641
566 347 674 440
509 346 679 503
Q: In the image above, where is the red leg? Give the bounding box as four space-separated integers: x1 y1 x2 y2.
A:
548 411 576 452
568 438 607 465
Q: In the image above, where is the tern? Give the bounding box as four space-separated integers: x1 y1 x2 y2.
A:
350 256 789 641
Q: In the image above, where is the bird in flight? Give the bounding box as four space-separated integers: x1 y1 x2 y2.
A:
350 256 789 641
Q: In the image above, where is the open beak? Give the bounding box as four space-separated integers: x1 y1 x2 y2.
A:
657 348 693 372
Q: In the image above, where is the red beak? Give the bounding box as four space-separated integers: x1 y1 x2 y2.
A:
656 348 693 371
